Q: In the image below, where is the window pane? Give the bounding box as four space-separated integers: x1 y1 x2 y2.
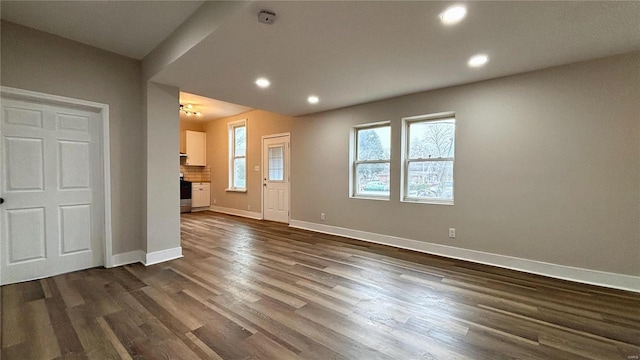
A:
406 160 453 200
357 126 390 161
234 126 246 157
408 120 454 159
268 145 284 181
355 162 390 196
233 158 245 188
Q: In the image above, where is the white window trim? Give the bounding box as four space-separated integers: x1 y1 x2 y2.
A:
227 119 247 192
401 112 455 205
349 121 391 200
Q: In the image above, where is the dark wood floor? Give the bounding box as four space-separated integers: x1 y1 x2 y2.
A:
2 211 640 359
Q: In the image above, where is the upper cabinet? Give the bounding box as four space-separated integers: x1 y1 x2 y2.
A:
184 130 206 166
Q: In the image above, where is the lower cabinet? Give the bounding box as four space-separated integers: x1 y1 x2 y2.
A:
192 182 211 208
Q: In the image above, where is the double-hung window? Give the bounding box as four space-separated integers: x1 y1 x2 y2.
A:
402 113 455 204
351 122 391 199
228 119 246 191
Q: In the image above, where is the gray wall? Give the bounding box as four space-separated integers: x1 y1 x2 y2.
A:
1 21 144 255
145 82 180 253
292 52 640 276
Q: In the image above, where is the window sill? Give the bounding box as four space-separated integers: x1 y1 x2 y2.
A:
402 198 454 206
225 188 247 193
351 195 390 201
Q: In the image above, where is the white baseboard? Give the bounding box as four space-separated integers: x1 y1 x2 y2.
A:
289 220 640 293
110 248 183 267
191 207 209 212
110 250 144 267
209 205 263 220
144 247 183 266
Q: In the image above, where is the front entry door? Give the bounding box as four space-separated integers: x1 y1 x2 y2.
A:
1 97 104 284
262 134 290 223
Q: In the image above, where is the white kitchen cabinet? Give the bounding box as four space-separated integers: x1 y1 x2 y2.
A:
185 130 206 166
192 182 211 208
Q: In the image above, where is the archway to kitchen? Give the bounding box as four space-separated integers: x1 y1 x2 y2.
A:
178 91 295 224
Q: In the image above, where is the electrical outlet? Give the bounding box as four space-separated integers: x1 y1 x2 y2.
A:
213 199 216 204
449 228 456 239
320 213 325 221
248 205 251 211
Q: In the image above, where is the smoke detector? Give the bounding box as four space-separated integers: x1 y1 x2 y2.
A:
258 10 276 24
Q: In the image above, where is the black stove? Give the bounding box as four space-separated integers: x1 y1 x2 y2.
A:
180 173 192 213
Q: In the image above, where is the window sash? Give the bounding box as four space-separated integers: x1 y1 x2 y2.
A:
229 121 246 189
355 125 390 162
353 161 391 197
403 115 455 204
352 123 391 198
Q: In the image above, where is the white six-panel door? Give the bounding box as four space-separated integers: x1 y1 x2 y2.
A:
0 97 104 284
263 134 290 223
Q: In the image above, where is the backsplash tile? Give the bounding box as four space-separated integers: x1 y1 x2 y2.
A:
180 165 211 182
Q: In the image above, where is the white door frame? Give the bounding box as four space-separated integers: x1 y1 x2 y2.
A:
261 132 291 222
0 86 113 283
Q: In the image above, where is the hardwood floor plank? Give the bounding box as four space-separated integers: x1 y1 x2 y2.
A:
207 294 347 360
140 286 204 331
129 289 192 337
95 317 133 360
45 298 87 358
185 332 224 360
538 330 623 360
2 284 28 348
192 323 252 360
53 276 85 308
3 299 62 360
245 297 394 360
243 332 301 360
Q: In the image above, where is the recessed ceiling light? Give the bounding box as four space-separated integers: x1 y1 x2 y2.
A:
439 5 467 25
255 78 270 88
468 54 489 67
307 96 319 104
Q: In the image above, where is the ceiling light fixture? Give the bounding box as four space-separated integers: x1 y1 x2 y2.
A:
307 96 319 104
468 54 489 67
255 78 271 88
439 5 467 25
179 104 202 117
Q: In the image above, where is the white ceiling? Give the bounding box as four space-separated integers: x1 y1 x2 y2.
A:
180 91 252 121
0 1 204 59
2 1 640 117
